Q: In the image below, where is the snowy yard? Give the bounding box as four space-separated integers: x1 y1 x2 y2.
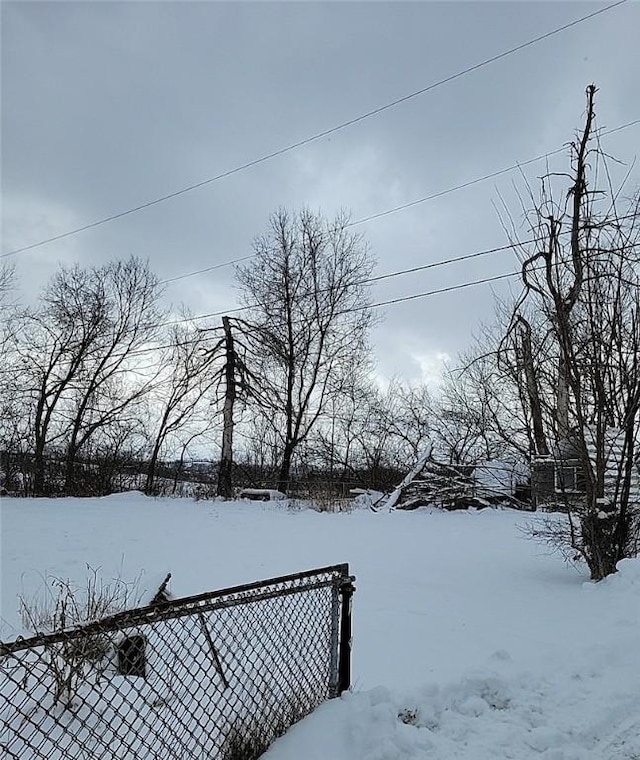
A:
2 494 640 759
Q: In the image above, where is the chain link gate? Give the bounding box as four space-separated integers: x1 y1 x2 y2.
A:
0 564 355 760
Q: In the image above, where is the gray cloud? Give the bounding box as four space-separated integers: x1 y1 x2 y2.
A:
2 0 639 384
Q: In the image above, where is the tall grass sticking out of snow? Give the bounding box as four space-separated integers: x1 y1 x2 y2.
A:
18 566 141 709
220 691 319 760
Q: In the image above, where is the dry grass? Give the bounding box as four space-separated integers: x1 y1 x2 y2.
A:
18 566 142 708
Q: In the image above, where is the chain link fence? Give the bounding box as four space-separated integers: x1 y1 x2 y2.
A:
1 564 355 760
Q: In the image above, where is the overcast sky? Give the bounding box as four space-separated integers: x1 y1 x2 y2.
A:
2 1 639 386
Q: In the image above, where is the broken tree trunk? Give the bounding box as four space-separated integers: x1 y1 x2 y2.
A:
379 442 433 511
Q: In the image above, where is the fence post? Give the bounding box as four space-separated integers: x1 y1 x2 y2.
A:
337 570 355 695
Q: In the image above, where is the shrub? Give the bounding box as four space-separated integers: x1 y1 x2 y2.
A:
19 566 141 708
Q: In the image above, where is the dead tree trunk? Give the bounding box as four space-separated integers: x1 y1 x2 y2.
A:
516 315 549 456
217 317 236 498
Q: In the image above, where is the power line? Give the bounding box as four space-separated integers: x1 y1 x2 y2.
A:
160 256 255 285
74 227 640 367
2 0 628 260
129 219 640 359
159 238 529 330
348 120 640 228
157 211 640 330
157 117 640 287
130 265 534 359
359 270 518 313
12 213 638 368
91 239 527 360
128 268 520 359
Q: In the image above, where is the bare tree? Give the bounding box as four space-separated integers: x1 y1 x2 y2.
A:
211 316 268 498
437 332 532 469
216 316 237 497
144 323 218 495
504 85 640 579
304 367 375 485
0 262 16 332
61 259 163 494
16 257 163 495
236 208 375 492
236 411 281 481
0 263 28 489
17 266 109 494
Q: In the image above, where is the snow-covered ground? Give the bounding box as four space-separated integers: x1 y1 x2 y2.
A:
2 494 640 759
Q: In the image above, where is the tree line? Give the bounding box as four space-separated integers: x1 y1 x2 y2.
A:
2 86 639 579
0 203 520 501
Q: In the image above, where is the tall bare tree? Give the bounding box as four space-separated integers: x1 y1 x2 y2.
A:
439 329 533 469
16 258 163 495
0 263 28 488
17 266 108 494
61 258 163 494
504 85 640 579
212 316 266 498
237 208 375 492
144 323 218 495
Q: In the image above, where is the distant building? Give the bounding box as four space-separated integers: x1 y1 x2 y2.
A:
531 427 640 510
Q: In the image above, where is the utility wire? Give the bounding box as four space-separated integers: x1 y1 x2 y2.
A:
64 230 640 370
158 117 640 286
1 0 628 260
348 120 640 228
128 221 640 360
86 238 530 370
358 270 517 312
12 214 637 368
158 212 640 330
128 263 546 360
126 269 520 360
161 255 255 284
160 238 530 330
